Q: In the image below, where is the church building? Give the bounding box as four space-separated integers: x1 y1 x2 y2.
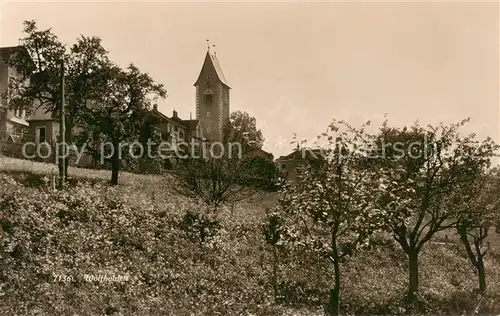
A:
149 46 231 149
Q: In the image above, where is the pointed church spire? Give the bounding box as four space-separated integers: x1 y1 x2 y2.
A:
194 44 230 89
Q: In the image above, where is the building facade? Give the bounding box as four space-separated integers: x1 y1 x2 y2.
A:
0 45 232 165
0 46 29 143
276 148 323 180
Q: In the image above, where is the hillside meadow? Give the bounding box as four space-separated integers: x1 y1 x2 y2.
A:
1 157 500 315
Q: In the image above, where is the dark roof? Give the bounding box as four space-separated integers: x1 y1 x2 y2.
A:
249 148 274 160
0 46 19 60
151 108 201 132
277 148 324 161
0 46 31 63
182 119 200 130
151 108 170 122
194 51 230 89
169 115 186 126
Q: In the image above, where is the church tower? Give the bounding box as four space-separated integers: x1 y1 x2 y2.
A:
194 46 230 142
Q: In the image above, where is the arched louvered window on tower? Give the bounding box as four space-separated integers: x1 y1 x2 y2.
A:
204 89 213 106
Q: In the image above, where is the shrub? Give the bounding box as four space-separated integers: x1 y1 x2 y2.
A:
180 211 221 243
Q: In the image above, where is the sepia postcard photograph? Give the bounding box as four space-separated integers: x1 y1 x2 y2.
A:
0 1 499 315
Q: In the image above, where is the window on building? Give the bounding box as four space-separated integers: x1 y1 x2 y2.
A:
37 127 46 143
207 112 210 117
206 127 210 133
281 163 287 170
14 125 24 136
204 89 213 106
179 130 184 140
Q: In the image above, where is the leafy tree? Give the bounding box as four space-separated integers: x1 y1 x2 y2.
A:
276 120 407 315
453 167 500 294
5 20 114 177
84 64 166 185
134 113 165 174
223 110 264 154
221 110 277 189
240 155 279 190
5 21 65 117
373 118 496 303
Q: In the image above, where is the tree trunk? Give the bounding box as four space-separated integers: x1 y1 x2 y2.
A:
57 154 65 189
328 238 341 316
407 250 419 302
458 224 488 295
64 127 72 179
477 255 486 294
110 149 120 186
328 258 341 315
272 245 278 301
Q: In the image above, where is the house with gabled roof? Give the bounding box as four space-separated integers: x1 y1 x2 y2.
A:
276 148 325 180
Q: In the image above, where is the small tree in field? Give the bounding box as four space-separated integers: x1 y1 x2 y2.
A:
85 63 166 185
453 167 500 294
171 146 259 242
276 120 410 315
172 151 257 210
373 118 496 303
262 209 287 301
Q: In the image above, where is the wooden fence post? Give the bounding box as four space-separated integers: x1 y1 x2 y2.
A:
51 174 56 191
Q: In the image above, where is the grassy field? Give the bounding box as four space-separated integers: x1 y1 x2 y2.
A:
434 228 500 254
0 156 163 187
1 156 499 315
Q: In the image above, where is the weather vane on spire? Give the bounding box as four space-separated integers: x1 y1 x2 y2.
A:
206 39 210 51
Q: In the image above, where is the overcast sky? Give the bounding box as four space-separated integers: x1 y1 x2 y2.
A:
1 1 498 158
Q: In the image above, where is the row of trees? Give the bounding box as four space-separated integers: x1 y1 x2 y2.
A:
166 116 499 314
270 118 499 315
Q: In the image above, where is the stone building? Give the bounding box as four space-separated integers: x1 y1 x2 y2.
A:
194 49 230 142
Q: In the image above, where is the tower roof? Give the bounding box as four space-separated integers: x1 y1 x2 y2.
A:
194 51 230 89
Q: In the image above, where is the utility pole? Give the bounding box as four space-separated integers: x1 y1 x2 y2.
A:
58 57 66 189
